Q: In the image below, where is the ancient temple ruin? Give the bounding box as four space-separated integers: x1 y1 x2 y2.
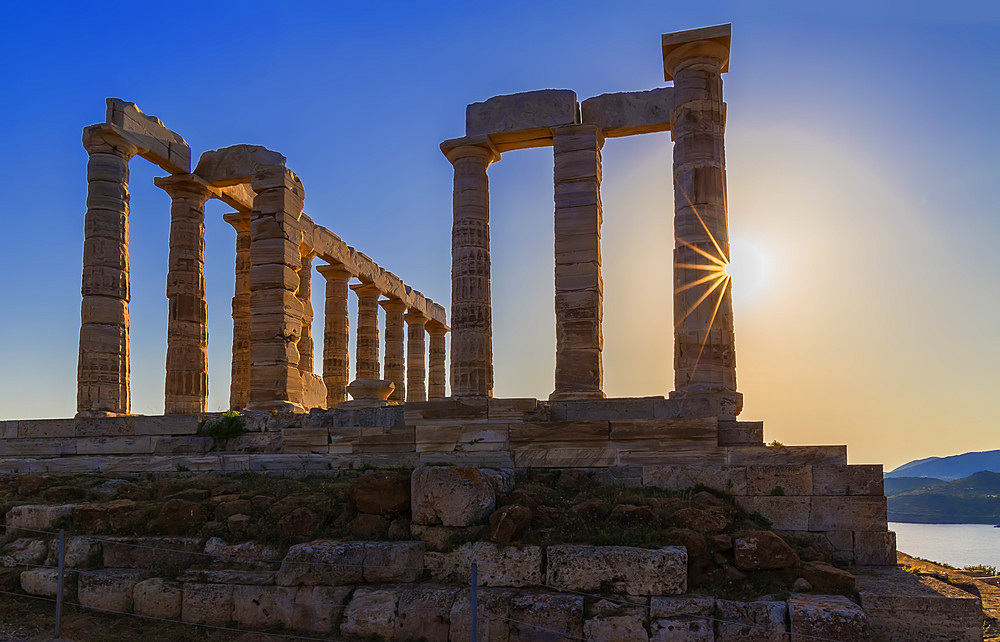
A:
2 24 898 570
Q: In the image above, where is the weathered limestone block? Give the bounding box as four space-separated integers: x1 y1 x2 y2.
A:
509 592 585 641
177 570 275 585
105 98 190 173
6 504 75 533
642 465 747 495
812 465 883 496
397 585 459 641
449 587 515 641
733 531 798 571
64 536 102 568
78 569 147 612
808 497 887 531
726 445 847 466
415 424 510 453
275 540 365 585
21 568 77 600
194 144 286 186
787 594 868 641
717 420 764 446
586 615 650 641
412 466 496 526
546 545 687 595
363 541 425 583
714 599 788 641
232 585 296 628
0 538 47 567
734 496 810 530
133 414 199 435
293 586 353 633
854 530 897 566
133 578 182 619
426 542 543 587
857 569 981 642
17 419 75 438
102 537 202 569
150 435 214 454
746 465 812 496
182 582 234 625
341 587 399 639
581 87 674 137
0 438 76 457
282 427 329 454
650 617 713 641
466 89 579 148
77 436 152 455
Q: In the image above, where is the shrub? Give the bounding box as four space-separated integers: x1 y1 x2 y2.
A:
197 411 248 441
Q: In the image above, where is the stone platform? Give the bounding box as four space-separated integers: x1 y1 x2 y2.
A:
0 397 896 568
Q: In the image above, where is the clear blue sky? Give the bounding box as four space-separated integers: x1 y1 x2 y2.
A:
0 1 996 468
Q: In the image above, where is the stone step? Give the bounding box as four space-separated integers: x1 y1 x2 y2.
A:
857 568 983 641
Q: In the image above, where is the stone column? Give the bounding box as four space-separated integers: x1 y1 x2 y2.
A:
444 140 499 397
156 176 212 414
551 124 606 400
297 252 315 374
663 26 740 416
223 211 251 410
351 282 382 380
426 321 448 401
380 298 407 402
404 311 428 402
247 166 305 412
317 263 352 406
77 126 138 416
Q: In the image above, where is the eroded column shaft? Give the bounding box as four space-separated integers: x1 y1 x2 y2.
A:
158 178 212 414
224 212 251 410
381 299 407 402
447 144 498 397
668 41 737 394
427 323 448 401
78 128 137 416
405 312 428 402
552 124 605 400
297 253 314 374
317 264 351 406
352 283 381 380
247 166 305 411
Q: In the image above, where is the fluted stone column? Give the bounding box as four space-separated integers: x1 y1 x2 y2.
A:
297 252 315 374
317 263 351 406
444 140 499 397
351 282 381 380
223 211 251 410
427 321 448 401
663 26 740 417
77 126 138 416
380 298 407 402
404 311 428 402
551 124 606 401
247 166 305 411
156 176 212 414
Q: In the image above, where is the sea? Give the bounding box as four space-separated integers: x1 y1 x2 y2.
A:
890 522 1000 569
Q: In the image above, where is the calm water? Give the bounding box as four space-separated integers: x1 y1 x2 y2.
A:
890 522 1000 569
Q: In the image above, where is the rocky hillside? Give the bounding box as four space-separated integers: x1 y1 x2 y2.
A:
887 449 1000 480
888 471 1000 523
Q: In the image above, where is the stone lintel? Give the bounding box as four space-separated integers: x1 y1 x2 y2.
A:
194 144 287 187
462 89 580 152
662 23 732 81
104 98 191 173
581 88 675 138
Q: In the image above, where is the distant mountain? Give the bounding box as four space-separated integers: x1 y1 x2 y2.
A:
884 476 944 496
885 449 1000 481
887 471 1000 524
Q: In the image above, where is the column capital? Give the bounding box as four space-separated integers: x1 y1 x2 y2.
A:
317 262 353 281
552 123 606 148
223 211 251 232
661 23 731 80
379 297 408 313
426 319 450 335
440 136 501 166
404 309 428 325
154 173 215 202
350 281 382 298
82 124 140 158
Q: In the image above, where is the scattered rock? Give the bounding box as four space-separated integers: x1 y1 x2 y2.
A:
608 504 657 527
347 513 390 538
150 499 209 535
0 538 47 567
278 507 318 540
571 498 609 521
793 577 813 592
558 469 591 491
503 487 545 509
733 531 798 571
488 505 532 544
710 534 733 551
672 506 728 533
43 486 87 503
346 471 410 516
800 560 856 594
214 499 252 521
411 466 496 527
226 514 251 537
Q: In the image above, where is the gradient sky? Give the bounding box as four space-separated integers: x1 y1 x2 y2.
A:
0 1 996 469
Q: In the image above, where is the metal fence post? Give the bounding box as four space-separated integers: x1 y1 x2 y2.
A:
55 528 64 638
470 561 478 641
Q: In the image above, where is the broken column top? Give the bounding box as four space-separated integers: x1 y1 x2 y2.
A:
101 98 191 174
661 23 731 81
464 89 579 152
194 144 287 187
